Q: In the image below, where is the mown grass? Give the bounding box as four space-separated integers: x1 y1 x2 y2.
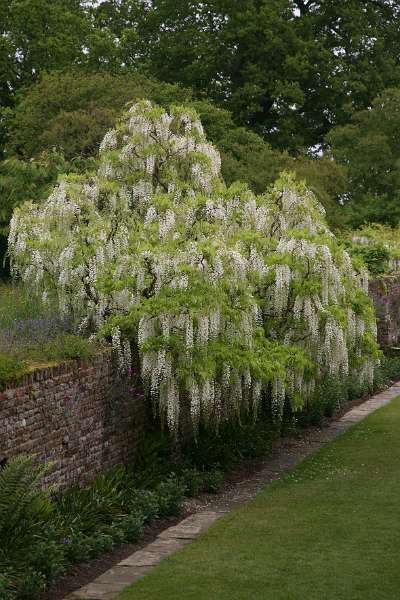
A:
118 396 400 600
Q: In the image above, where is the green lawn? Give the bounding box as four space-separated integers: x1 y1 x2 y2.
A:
118 397 400 600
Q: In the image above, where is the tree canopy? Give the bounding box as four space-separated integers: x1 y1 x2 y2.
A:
328 88 400 227
2 1 400 152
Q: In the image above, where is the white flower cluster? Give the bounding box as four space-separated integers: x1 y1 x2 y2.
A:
8 102 379 434
266 183 378 410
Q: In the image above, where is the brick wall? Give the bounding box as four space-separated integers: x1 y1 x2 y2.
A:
2 276 399 490
0 352 147 489
369 276 400 348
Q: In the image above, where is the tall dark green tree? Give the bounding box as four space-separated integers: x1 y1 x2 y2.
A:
292 1 400 146
91 0 400 151
92 0 310 150
0 0 89 103
327 87 400 227
2 0 400 152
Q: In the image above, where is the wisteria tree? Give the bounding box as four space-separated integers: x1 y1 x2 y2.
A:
9 101 379 433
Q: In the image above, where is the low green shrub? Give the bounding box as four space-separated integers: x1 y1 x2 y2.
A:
347 242 391 275
13 570 47 600
0 353 27 390
298 376 348 426
133 431 173 488
182 417 275 473
54 467 129 535
297 355 400 427
63 530 116 563
0 456 64 599
128 489 160 522
179 467 224 496
200 469 224 494
374 354 400 389
155 477 186 518
179 468 205 497
0 456 224 598
41 334 98 362
116 513 145 543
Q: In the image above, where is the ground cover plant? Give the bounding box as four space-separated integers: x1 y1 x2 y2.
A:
116 395 400 600
0 447 225 599
9 101 379 434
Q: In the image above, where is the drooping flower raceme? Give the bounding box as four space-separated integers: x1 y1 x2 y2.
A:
262 181 378 409
9 101 379 433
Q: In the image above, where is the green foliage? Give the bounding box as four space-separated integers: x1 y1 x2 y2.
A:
43 335 97 362
154 478 186 518
1 0 399 183
327 88 400 227
182 417 275 472
1 71 347 246
133 431 174 488
342 224 400 275
373 354 400 391
54 467 130 536
0 151 69 276
0 456 64 598
0 353 26 390
63 530 116 564
299 375 360 427
292 155 349 231
87 0 400 151
0 452 226 598
0 153 68 226
0 0 116 111
0 284 99 388
347 244 391 276
297 354 400 427
178 467 224 496
6 71 192 161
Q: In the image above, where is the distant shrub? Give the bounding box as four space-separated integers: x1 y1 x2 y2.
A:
0 284 100 381
343 224 400 275
0 353 27 390
373 354 400 390
43 334 97 362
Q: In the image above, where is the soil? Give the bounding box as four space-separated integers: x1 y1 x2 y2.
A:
40 385 389 600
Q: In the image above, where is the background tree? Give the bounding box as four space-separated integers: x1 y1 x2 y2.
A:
1 71 345 245
6 71 192 160
2 0 399 272
90 0 400 151
0 0 90 103
327 88 400 227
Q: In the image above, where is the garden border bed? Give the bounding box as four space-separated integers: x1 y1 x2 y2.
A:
41 380 400 600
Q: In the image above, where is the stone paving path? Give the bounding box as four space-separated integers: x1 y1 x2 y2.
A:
65 381 400 600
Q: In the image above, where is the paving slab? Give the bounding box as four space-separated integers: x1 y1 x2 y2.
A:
66 582 124 600
95 566 150 586
158 511 221 539
119 550 165 567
